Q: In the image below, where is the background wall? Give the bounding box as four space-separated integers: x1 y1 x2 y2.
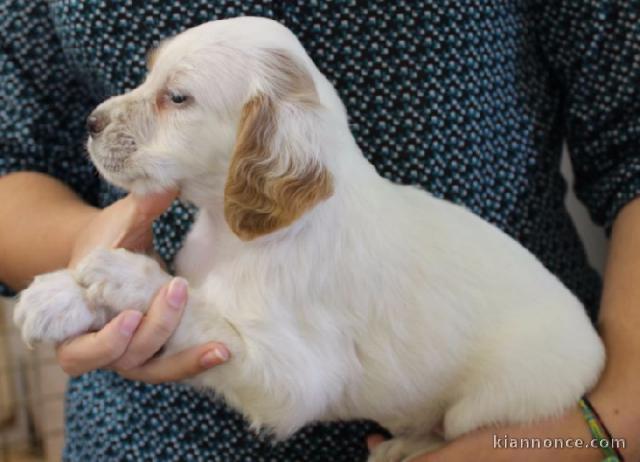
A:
561 149 609 274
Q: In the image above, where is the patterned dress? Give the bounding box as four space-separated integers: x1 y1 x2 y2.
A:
1 1 639 461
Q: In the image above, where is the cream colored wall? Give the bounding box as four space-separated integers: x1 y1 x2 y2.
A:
561 149 609 274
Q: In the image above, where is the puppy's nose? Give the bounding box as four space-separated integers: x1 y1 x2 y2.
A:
86 111 110 135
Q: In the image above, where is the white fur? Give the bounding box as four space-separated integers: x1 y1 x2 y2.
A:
14 17 605 461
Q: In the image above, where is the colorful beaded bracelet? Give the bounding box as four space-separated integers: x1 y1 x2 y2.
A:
578 397 624 461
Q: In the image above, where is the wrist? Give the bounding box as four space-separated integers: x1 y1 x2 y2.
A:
66 204 100 268
594 320 640 420
587 383 640 459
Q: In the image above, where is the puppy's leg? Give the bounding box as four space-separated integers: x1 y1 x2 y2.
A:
367 434 443 462
442 313 604 439
74 247 170 315
164 294 343 437
14 270 105 346
76 250 342 436
14 248 168 346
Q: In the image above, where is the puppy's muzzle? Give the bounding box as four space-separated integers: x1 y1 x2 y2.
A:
86 110 110 136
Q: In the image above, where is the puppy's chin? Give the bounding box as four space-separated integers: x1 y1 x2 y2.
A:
90 155 176 196
87 143 216 206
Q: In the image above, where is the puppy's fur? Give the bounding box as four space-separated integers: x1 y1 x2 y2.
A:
14 17 604 461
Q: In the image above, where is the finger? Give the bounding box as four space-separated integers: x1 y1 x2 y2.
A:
117 342 229 384
110 277 187 370
130 188 178 223
56 310 143 376
115 189 178 250
113 224 153 253
367 434 387 451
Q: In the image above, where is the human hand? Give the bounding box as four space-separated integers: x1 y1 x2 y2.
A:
68 189 178 267
56 277 229 382
57 190 229 382
367 405 614 462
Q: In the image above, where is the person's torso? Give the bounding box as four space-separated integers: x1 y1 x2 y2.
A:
41 1 601 460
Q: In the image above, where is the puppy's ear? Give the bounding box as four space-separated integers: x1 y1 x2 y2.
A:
224 50 333 241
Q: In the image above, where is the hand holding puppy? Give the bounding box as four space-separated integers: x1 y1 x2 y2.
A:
57 190 229 381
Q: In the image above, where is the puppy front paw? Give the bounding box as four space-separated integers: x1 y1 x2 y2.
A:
74 248 170 315
14 270 100 346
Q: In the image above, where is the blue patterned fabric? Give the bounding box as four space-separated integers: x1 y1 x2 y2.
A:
2 0 640 461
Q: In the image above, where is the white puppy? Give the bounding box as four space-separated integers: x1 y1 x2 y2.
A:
14 17 604 461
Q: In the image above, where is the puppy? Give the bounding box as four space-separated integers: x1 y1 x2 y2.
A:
14 17 604 461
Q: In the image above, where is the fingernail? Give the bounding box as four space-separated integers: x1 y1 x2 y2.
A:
166 277 188 310
200 346 229 367
120 312 142 337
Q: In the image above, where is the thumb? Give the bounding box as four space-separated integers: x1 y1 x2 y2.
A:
130 188 179 223
114 189 178 250
367 434 388 452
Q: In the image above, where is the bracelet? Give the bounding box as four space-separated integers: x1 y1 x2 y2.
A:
578 396 624 461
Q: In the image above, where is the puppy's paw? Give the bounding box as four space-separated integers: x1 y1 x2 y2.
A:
14 270 99 346
367 435 442 462
74 248 169 314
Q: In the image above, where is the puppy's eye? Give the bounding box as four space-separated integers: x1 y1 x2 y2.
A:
168 92 190 105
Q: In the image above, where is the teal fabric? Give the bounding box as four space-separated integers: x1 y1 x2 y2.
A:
2 1 639 460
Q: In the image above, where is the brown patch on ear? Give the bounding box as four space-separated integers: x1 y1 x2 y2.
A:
264 49 319 106
224 94 333 240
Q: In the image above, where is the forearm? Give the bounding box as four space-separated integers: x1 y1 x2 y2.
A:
589 197 640 455
0 172 97 291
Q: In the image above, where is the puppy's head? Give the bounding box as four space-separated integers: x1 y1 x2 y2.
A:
87 17 335 240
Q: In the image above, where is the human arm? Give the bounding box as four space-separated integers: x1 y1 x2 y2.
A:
587 197 640 455
0 172 96 290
